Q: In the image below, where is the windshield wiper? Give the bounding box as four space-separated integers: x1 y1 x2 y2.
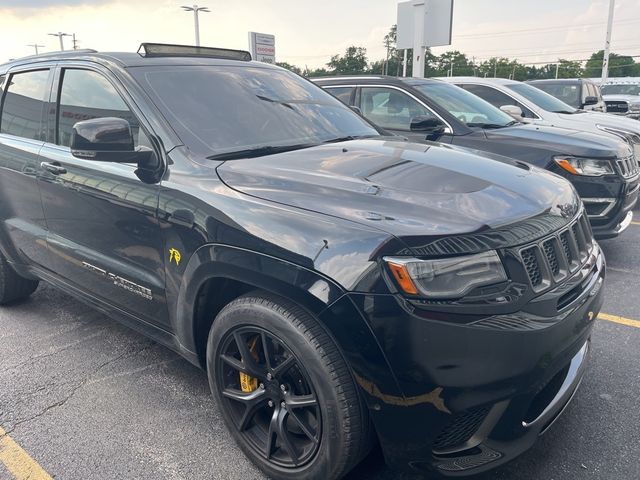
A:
322 134 380 144
552 110 577 114
206 143 316 160
466 122 510 129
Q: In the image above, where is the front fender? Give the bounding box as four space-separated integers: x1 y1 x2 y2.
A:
172 243 346 356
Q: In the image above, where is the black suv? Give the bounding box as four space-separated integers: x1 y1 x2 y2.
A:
0 45 604 479
315 76 638 239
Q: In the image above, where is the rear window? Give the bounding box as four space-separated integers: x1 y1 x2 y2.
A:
0 69 50 141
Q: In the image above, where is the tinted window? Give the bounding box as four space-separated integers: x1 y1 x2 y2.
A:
58 69 145 148
601 84 640 96
132 66 378 157
507 83 576 113
530 83 581 108
326 87 353 105
461 84 536 118
360 87 435 131
1 69 50 141
412 82 515 127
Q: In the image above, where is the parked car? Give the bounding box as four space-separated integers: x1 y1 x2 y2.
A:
526 78 606 112
0 44 605 480
600 80 640 119
315 76 638 238
438 77 640 160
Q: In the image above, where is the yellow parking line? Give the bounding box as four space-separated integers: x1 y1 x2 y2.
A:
0 427 52 480
599 313 640 329
631 221 640 226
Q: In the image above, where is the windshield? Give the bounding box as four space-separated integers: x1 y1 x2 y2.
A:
507 83 577 113
531 83 581 108
131 65 379 157
412 81 516 128
601 84 640 96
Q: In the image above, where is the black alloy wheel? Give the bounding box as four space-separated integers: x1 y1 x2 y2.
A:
217 326 322 468
206 292 373 480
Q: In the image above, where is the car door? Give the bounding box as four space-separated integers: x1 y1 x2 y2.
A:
0 67 53 268
356 85 451 143
37 65 169 328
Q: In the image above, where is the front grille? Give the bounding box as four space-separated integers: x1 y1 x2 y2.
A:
542 239 560 275
605 100 629 113
617 155 639 178
432 406 491 452
521 247 542 286
518 212 592 291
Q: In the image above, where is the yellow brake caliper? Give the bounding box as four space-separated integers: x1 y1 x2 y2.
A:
239 336 259 393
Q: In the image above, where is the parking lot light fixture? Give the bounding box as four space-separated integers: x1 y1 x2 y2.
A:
48 32 71 51
181 4 210 47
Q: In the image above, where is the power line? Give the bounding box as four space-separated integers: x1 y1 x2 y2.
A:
453 18 640 39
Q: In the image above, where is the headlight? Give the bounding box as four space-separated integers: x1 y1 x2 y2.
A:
629 102 640 112
384 251 507 299
554 156 615 176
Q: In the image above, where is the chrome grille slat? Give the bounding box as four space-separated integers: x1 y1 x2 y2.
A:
617 155 639 179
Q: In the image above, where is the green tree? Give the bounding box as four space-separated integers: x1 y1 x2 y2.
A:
276 62 302 75
556 59 584 78
435 51 475 77
327 46 368 75
304 67 330 78
477 57 525 80
584 50 638 77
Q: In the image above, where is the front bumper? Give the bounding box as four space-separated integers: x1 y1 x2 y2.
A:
580 175 638 240
349 244 605 477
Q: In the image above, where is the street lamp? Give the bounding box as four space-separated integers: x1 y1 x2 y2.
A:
48 32 71 51
181 5 210 46
27 44 45 55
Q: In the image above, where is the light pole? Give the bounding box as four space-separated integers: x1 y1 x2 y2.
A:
601 0 615 84
27 44 45 55
48 32 71 51
181 5 210 46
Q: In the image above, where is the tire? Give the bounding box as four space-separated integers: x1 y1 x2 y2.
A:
0 252 39 305
206 292 372 480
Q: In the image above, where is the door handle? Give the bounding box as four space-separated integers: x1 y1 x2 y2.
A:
41 162 67 175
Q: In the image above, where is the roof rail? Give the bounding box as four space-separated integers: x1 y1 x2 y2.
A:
10 49 97 62
137 43 251 61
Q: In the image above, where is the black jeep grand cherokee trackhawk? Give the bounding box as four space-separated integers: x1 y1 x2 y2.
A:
0 44 604 479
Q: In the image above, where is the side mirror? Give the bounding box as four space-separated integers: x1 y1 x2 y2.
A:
500 104 524 119
410 115 446 135
350 105 363 115
583 96 599 106
70 117 153 165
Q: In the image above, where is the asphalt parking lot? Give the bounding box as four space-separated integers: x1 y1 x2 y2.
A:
1 210 639 480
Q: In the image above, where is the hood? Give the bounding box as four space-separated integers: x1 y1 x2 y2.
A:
216 139 579 241
602 94 640 103
557 110 640 136
483 123 631 158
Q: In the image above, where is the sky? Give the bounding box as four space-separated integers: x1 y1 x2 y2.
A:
0 0 639 68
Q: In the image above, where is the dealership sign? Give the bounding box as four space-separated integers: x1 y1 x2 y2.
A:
249 32 275 64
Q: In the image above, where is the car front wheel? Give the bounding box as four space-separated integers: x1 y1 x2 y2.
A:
206 292 372 480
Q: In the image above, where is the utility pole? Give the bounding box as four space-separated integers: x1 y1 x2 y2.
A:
72 33 79 50
27 44 45 55
493 59 497 78
601 0 615 84
181 5 210 46
48 32 71 51
555 63 560 79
